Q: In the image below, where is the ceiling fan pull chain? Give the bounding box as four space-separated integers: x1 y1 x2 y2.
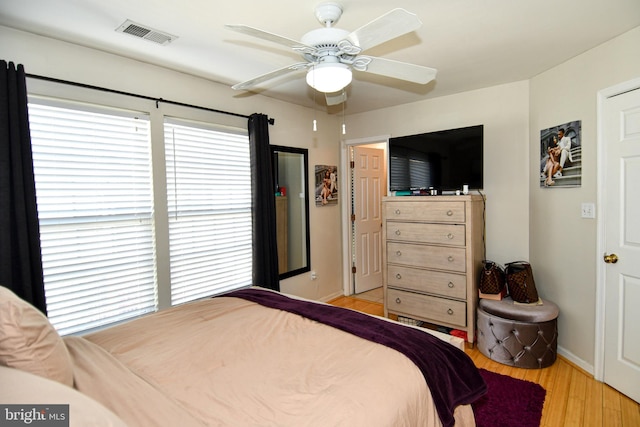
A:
312 66 318 132
342 96 346 135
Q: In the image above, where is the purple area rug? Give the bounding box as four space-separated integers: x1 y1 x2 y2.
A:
472 369 546 427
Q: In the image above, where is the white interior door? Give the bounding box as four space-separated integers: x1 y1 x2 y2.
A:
352 146 384 294
602 86 640 402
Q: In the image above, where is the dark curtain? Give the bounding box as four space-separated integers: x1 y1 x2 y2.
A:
0 61 47 314
248 113 279 291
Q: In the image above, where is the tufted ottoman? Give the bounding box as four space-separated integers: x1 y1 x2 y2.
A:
477 297 559 368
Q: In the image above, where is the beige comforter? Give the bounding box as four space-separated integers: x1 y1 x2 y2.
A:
64 294 476 426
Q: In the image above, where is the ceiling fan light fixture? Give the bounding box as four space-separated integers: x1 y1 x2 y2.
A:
306 63 352 93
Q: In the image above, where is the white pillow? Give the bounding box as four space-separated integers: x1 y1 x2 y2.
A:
0 365 127 427
0 286 74 387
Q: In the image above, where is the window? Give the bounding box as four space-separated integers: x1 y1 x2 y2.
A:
390 150 433 190
164 119 252 305
390 149 434 189
28 97 253 335
29 101 156 335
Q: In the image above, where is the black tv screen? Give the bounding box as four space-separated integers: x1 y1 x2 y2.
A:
388 125 483 192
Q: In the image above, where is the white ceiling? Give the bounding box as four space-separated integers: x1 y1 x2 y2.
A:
1 0 639 114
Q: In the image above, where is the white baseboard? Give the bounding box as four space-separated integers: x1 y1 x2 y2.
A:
557 345 594 376
317 291 344 303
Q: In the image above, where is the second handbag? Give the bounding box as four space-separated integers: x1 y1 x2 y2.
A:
505 261 539 303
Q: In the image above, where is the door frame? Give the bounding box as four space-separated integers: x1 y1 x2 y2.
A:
340 134 390 296
594 76 640 382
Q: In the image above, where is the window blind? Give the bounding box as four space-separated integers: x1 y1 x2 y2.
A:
29 102 157 335
164 120 252 305
390 151 433 190
409 155 432 189
389 154 410 190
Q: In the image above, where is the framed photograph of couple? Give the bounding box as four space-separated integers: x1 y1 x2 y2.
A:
315 165 338 206
540 120 582 188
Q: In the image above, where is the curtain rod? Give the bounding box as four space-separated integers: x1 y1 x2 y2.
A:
25 73 275 125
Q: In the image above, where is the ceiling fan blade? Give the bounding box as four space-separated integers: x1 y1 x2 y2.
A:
356 56 437 84
325 91 347 106
225 24 312 51
231 62 312 90
344 8 422 52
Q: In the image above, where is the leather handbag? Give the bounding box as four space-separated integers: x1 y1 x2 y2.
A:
505 261 539 303
479 260 505 294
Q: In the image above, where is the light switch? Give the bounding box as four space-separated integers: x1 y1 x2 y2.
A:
581 202 596 219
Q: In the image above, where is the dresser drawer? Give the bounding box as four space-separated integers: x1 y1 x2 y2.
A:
387 265 466 299
387 288 466 327
386 222 465 246
385 201 465 223
387 242 466 272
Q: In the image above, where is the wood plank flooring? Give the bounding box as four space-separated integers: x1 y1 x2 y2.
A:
328 295 640 427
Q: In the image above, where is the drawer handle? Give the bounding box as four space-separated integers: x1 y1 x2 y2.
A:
395 209 401 215
447 308 454 315
396 251 402 257
446 210 453 216
395 273 402 280
396 297 402 304
448 282 454 288
447 233 454 239
395 229 401 236
447 256 454 262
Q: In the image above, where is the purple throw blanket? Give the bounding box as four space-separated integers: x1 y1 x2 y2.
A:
223 288 486 427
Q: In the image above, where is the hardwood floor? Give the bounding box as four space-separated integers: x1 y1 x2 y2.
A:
328 295 640 427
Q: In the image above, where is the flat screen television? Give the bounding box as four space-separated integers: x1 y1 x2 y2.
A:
388 125 483 192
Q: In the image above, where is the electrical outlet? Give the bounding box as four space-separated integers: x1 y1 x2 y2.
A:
581 202 596 219
310 271 317 280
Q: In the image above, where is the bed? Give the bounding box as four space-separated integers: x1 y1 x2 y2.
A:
0 286 486 426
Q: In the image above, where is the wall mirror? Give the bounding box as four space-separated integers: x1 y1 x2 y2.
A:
271 145 311 279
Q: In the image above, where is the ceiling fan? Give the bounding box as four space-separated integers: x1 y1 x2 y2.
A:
226 2 437 106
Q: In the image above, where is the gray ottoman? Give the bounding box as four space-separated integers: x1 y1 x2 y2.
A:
477 297 559 369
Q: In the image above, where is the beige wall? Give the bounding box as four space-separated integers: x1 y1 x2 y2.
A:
344 81 531 265
0 25 344 302
529 26 640 371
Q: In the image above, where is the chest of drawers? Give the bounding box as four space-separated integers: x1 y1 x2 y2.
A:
382 195 484 345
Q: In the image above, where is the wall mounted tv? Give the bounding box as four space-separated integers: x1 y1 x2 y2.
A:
388 125 483 192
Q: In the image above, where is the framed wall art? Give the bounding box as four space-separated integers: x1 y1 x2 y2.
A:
315 165 338 206
540 120 582 188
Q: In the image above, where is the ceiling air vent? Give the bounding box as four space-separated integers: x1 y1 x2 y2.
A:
116 20 177 45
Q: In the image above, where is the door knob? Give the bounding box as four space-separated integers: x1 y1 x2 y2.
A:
603 253 619 264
